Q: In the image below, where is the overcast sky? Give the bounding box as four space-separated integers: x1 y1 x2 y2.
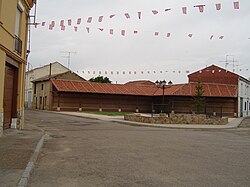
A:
29 0 250 84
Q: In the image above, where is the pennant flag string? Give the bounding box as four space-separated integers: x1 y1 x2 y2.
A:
35 2 240 29
45 24 233 40
81 68 249 76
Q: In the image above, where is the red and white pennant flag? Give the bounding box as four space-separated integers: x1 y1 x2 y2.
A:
121 30 125 36
182 7 187 14
87 17 92 23
110 29 113 35
77 18 81 25
152 10 159 15
86 27 90 33
216 3 221 11
98 16 103 22
68 19 72 26
51 21 55 27
60 20 64 26
61 25 65 31
74 26 77 32
124 13 130 19
233 2 239 9
110 14 115 19
138 12 141 19
194 5 205 13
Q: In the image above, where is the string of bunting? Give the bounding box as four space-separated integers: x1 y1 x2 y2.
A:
44 25 230 40
34 1 240 29
79 68 249 76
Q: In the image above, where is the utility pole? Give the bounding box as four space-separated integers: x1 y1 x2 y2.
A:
61 51 77 69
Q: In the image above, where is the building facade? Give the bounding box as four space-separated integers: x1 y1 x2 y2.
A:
32 71 85 110
188 64 250 117
0 0 35 135
238 77 250 117
25 61 69 108
49 79 237 117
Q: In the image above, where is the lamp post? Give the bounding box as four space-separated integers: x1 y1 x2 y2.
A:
155 80 166 113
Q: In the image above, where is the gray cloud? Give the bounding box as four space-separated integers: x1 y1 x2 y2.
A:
29 0 250 83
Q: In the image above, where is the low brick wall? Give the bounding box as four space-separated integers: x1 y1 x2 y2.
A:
124 113 228 125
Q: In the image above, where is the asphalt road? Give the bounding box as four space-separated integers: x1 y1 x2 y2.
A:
27 110 250 187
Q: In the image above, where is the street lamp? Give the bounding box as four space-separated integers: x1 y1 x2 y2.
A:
155 80 166 113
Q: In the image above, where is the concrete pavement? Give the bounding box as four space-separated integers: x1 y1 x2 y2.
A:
0 110 245 186
55 111 244 129
0 115 44 187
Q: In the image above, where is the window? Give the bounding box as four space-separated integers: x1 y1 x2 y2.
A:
34 83 36 94
15 7 21 36
41 84 44 90
240 83 243 96
245 102 247 111
14 3 23 55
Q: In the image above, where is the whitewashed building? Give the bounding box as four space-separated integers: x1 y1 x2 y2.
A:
25 62 69 108
238 77 250 117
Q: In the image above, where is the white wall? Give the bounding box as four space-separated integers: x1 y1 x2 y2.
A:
238 78 250 117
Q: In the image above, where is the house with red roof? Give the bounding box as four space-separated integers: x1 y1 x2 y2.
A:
33 64 250 117
188 65 250 117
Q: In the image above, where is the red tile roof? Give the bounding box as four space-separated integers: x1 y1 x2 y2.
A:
125 80 156 86
52 80 238 98
52 80 159 96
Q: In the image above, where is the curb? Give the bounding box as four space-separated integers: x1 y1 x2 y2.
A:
17 133 45 187
52 111 244 129
112 118 244 129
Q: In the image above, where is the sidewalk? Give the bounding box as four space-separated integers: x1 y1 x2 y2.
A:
0 123 44 187
56 111 244 129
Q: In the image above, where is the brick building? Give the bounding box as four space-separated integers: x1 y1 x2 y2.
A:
32 70 85 110
188 65 250 117
33 64 249 118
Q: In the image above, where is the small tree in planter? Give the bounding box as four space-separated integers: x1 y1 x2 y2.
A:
192 81 205 114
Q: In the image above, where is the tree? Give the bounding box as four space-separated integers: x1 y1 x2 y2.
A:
192 81 205 113
89 76 112 83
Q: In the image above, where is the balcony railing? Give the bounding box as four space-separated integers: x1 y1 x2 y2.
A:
14 35 22 56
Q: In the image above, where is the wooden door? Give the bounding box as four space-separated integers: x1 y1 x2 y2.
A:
3 65 17 129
